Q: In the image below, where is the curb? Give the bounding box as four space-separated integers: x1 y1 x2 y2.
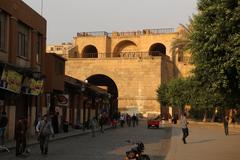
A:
4 126 112 151
165 126 181 160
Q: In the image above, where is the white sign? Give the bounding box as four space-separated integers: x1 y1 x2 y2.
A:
56 94 69 106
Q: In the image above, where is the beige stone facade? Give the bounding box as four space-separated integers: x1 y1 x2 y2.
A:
46 42 73 58
59 28 193 116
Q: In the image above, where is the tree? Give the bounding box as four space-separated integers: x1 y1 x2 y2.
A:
171 22 193 55
156 82 170 107
157 78 192 112
190 0 240 109
188 77 224 121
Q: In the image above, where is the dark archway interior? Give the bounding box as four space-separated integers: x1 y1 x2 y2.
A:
82 45 98 58
113 40 137 57
149 43 166 56
87 74 118 114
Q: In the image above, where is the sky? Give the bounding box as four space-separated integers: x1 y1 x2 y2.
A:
22 0 198 44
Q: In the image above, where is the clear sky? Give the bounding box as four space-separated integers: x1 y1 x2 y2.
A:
22 0 198 44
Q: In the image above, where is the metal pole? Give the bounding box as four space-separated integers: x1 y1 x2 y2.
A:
41 0 43 16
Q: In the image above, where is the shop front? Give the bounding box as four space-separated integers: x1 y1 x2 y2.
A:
0 63 44 139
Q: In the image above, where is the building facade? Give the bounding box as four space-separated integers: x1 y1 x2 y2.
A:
46 42 73 59
0 0 46 139
63 28 194 117
45 53 109 130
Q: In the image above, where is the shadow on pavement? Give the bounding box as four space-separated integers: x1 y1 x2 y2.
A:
229 133 240 136
188 139 216 144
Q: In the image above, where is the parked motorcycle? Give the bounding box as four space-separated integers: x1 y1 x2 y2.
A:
124 140 150 160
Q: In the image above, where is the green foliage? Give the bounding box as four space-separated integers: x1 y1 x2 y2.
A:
156 83 170 106
171 22 193 54
189 0 240 108
157 78 192 110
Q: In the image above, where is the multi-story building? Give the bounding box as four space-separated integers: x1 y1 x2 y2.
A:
46 43 73 59
0 0 46 139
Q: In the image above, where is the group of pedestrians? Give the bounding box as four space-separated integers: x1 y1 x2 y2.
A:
14 114 54 156
89 114 106 137
119 113 139 128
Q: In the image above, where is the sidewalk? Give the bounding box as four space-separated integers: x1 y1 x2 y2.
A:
165 123 240 160
2 125 111 151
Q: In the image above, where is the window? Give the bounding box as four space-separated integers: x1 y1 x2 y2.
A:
18 22 29 58
0 10 7 51
36 34 42 63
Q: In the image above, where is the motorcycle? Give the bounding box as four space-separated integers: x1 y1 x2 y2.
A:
124 140 150 160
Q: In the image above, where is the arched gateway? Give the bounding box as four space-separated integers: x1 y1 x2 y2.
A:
86 74 118 115
65 28 193 116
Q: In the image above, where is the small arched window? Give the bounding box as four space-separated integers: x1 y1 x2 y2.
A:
149 43 166 56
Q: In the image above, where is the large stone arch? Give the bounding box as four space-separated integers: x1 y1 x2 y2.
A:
113 40 137 57
82 45 98 58
86 74 118 115
149 43 166 56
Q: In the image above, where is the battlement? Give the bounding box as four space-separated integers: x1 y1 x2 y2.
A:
76 28 175 37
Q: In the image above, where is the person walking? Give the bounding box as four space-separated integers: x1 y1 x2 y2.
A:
52 112 59 134
15 118 27 156
223 115 229 136
181 112 189 144
120 115 125 127
90 117 97 137
132 114 137 127
0 111 8 146
126 114 131 127
99 114 104 133
36 115 54 155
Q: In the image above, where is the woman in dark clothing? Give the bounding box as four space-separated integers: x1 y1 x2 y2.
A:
15 118 27 156
223 116 229 136
0 111 8 146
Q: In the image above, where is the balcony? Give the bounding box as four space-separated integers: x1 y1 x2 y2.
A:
68 51 170 61
76 28 175 37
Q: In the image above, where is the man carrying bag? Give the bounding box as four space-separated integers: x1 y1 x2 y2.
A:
36 115 54 155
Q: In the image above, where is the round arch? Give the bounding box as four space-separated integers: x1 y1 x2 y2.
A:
86 74 118 115
113 40 137 57
149 43 166 56
82 45 98 58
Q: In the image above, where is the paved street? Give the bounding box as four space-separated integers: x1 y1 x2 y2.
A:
166 123 240 160
0 121 171 160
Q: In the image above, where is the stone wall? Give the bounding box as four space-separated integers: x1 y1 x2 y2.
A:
66 57 173 115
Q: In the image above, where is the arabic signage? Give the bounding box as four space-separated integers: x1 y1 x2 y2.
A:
0 67 44 95
56 94 69 106
0 68 22 93
22 77 44 95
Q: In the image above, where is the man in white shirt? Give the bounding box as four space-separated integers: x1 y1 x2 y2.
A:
181 112 189 144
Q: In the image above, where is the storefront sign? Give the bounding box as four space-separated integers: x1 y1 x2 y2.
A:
56 94 69 106
22 77 44 95
30 79 44 95
0 68 22 93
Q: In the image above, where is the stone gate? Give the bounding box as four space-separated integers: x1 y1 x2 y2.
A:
65 28 188 116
